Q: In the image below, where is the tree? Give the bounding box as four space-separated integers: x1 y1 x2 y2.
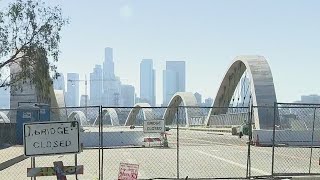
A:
0 0 68 100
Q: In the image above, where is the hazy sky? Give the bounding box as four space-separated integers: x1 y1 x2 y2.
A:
3 0 320 105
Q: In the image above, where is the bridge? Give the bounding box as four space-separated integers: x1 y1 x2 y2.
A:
122 55 277 129
2 55 320 179
1 55 277 130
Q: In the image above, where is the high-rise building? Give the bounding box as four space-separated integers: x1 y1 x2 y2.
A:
194 92 202 105
103 47 115 80
140 59 155 106
121 85 135 107
163 61 185 105
102 47 121 106
66 73 79 106
0 87 10 109
53 73 65 92
90 65 103 105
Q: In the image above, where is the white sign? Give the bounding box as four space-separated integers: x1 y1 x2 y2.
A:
118 163 139 180
24 121 80 156
143 120 165 133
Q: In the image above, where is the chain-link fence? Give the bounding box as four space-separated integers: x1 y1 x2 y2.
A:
249 106 274 178
0 106 101 180
178 107 249 179
100 107 178 179
272 103 320 177
1 104 320 179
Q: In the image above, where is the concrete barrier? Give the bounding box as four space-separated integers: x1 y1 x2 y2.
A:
80 127 144 147
179 127 232 133
252 129 320 146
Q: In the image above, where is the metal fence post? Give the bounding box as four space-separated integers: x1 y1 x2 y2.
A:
246 105 253 178
31 157 36 180
100 106 103 180
176 107 180 179
271 102 277 177
308 107 317 174
98 106 101 180
75 154 78 180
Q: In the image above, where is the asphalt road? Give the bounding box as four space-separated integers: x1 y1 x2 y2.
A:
1 129 319 179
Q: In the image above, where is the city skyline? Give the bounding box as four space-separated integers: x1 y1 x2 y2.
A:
47 0 320 105
2 0 317 106
61 48 190 107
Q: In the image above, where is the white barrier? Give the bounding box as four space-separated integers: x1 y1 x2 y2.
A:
252 129 320 146
80 127 144 147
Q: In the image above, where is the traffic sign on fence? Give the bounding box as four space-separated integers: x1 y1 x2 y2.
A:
118 163 139 180
143 120 165 133
23 121 80 156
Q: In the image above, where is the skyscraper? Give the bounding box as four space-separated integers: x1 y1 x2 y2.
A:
53 73 65 92
121 85 135 107
66 73 79 106
140 59 155 106
103 47 115 81
90 65 103 105
163 61 186 105
102 47 121 106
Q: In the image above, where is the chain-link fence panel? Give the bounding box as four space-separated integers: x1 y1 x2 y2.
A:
101 107 177 180
178 107 249 179
0 108 27 179
0 106 101 179
249 106 274 178
310 107 320 175
272 104 320 176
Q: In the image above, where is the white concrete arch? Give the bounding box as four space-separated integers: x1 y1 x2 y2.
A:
125 103 154 126
68 111 89 126
163 92 198 127
0 112 10 123
93 108 119 126
205 55 277 129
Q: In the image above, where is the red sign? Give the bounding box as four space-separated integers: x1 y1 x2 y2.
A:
118 163 139 180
